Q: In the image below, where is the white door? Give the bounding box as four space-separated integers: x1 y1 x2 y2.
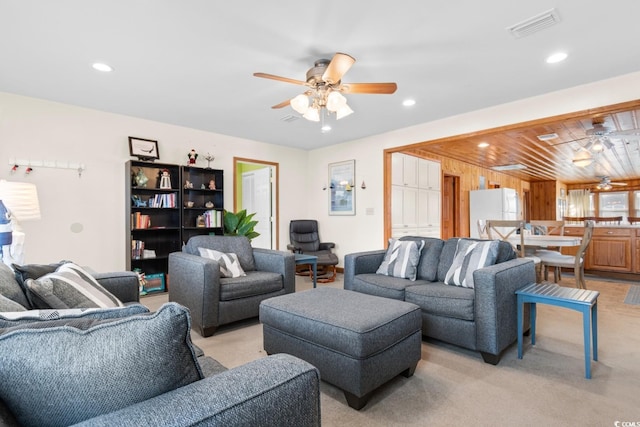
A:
242 167 272 249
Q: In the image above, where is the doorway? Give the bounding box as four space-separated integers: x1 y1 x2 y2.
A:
233 157 279 249
442 174 460 239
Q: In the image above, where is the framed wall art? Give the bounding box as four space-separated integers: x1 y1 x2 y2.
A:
328 159 355 215
129 137 160 161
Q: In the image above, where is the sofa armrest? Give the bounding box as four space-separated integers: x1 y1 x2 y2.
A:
168 252 222 333
343 250 386 290
93 271 140 303
253 249 296 294
72 354 321 427
473 258 536 356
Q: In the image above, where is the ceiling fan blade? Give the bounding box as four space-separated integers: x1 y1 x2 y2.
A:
341 82 398 94
611 182 628 186
271 99 292 109
253 72 306 86
322 53 356 84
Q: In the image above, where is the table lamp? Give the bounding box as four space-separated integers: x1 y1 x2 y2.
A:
0 180 41 266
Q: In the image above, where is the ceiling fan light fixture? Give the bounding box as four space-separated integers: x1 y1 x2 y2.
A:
572 158 593 167
303 106 320 122
290 94 309 114
326 91 346 112
335 103 354 120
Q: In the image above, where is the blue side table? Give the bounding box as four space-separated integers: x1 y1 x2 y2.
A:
516 282 599 379
294 254 318 288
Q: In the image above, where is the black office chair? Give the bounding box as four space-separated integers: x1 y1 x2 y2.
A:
287 219 339 283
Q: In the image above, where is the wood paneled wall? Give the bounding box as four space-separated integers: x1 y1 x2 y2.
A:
530 181 559 220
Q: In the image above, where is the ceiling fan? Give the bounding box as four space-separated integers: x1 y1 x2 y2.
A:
592 175 628 190
253 52 397 122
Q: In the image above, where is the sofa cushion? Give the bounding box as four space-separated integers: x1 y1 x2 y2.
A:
24 262 124 309
198 247 247 278
350 273 432 300
219 271 283 301
0 302 203 427
0 262 30 308
405 282 476 321
376 238 425 281
399 236 443 281
185 235 256 271
444 239 499 288
0 293 25 312
0 304 149 328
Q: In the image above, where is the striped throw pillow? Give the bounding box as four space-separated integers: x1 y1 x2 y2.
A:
444 239 499 288
198 247 247 278
24 263 124 309
376 238 425 281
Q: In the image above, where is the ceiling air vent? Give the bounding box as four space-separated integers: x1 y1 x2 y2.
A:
280 114 299 123
507 8 561 39
491 164 527 172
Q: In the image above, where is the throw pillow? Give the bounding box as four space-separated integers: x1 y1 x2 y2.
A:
376 238 425 281
0 262 30 308
198 247 247 278
444 239 500 288
0 293 26 312
12 260 70 307
0 303 149 328
0 302 203 427
24 262 124 309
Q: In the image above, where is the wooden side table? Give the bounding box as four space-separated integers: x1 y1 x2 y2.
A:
516 282 599 379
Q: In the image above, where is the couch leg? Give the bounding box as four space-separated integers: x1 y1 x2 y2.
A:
343 390 371 410
402 362 418 378
200 326 218 338
480 352 501 365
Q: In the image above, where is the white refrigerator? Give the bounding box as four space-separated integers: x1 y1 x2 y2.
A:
469 188 519 238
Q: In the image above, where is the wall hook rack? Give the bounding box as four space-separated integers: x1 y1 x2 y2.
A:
8 158 86 177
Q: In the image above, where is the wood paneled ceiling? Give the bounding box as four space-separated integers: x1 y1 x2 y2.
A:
406 99 640 185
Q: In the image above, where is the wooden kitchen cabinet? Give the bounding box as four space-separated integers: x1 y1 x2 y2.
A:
587 228 632 273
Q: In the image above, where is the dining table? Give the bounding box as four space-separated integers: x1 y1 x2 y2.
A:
508 234 582 248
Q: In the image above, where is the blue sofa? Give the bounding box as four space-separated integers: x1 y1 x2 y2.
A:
344 236 535 364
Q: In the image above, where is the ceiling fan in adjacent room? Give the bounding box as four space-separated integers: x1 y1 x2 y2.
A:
591 176 628 191
253 52 397 123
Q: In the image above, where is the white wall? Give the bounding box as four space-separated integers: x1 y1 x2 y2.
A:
0 92 308 271
2 71 640 271
308 71 640 264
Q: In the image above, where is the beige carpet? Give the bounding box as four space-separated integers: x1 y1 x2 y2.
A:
143 275 639 426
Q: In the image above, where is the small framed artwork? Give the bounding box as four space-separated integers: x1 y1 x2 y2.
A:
144 273 166 293
129 137 160 161
328 159 356 215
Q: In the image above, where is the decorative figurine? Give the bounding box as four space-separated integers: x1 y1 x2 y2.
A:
205 201 214 209
135 168 148 188
159 169 171 189
188 149 198 165
204 153 215 168
184 180 193 189
208 179 216 190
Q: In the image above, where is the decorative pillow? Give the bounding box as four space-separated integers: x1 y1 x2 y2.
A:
0 302 203 427
12 260 70 307
0 303 149 328
198 247 247 278
376 238 425 281
24 262 124 309
0 262 30 308
444 239 500 288
0 294 26 312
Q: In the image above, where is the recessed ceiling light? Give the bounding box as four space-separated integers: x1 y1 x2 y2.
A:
546 52 567 64
92 62 113 72
402 99 416 107
478 142 490 148
491 164 527 171
321 125 332 133
537 133 558 141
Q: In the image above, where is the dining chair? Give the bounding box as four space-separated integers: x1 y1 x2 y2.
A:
537 220 595 289
530 220 565 274
477 219 489 239
486 219 542 281
594 216 622 225
628 216 640 225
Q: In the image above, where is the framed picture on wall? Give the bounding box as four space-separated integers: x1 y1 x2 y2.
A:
129 137 160 161
328 160 355 215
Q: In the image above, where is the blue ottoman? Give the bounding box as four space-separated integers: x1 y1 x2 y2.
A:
260 287 422 409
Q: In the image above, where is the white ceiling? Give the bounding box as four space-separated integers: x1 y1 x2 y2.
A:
2 1 640 151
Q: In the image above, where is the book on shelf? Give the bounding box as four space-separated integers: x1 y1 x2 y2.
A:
131 240 145 259
131 212 151 229
203 210 222 227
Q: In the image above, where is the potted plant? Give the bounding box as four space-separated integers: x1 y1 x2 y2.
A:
223 209 260 241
